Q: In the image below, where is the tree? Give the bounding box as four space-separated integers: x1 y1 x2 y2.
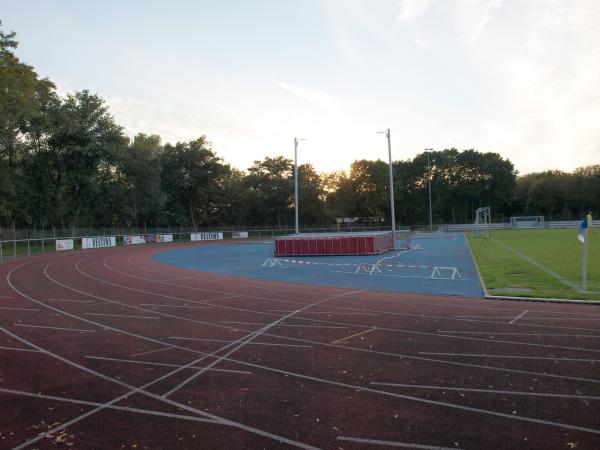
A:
244 156 293 227
121 134 164 228
0 22 55 226
297 164 328 226
161 137 230 227
42 91 128 228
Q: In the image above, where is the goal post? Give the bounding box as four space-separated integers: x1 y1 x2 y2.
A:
472 207 491 239
510 216 545 229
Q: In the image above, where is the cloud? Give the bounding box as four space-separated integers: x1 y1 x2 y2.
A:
397 0 433 22
413 35 430 48
477 0 600 173
278 82 342 113
455 0 503 46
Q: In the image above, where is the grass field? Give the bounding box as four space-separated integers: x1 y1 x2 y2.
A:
468 228 600 300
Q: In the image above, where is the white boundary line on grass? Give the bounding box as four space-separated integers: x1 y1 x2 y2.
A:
464 236 489 297
491 238 581 291
466 233 600 304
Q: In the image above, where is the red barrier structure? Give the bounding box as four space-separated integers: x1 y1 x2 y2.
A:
273 231 395 256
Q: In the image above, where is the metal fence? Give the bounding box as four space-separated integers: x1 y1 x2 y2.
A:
0 225 399 263
1 220 595 264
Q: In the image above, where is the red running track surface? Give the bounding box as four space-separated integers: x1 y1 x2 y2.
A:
1 242 600 449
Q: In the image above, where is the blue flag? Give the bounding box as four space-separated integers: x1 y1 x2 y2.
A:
578 217 588 243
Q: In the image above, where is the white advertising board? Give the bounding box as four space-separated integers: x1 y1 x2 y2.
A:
190 232 223 242
123 235 146 245
81 236 116 249
55 239 74 251
232 231 249 239
156 234 173 243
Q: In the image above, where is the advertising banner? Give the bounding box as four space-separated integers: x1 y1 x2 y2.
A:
82 236 116 249
190 232 223 242
156 234 173 243
55 239 74 251
143 234 157 243
232 231 249 239
123 235 146 245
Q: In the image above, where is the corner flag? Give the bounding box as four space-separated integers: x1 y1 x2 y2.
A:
578 216 589 291
578 217 588 243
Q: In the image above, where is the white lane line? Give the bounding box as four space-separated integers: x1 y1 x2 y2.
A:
331 327 377 344
43 255 600 384
509 310 528 324
48 255 600 383
140 304 212 309
91 249 600 340
130 346 175 357
5 261 328 450
84 313 159 320
85 356 252 375
47 298 97 304
0 345 41 353
436 330 600 337
14 323 96 333
417 352 600 362
221 321 347 329
370 382 600 400
267 309 381 316
200 294 243 303
337 436 464 449
453 315 518 319
0 306 38 311
453 313 600 322
15 260 600 437
0 295 15 299
0 387 217 424
161 289 365 399
114 251 600 328
169 336 312 349
43 253 600 382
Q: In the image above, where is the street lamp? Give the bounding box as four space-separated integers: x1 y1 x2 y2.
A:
294 137 307 235
425 148 433 231
377 129 396 246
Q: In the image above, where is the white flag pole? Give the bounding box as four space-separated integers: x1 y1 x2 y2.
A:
582 226 588 292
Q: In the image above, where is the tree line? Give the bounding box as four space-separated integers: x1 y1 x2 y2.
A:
1 24 598 231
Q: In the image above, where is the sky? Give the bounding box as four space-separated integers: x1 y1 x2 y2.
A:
2 0 599 175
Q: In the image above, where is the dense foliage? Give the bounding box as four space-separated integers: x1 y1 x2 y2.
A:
1 24 597 230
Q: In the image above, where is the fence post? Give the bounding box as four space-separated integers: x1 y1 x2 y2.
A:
13 239 17 260
42 239 45 255
27 239 30 257
0 240 3 263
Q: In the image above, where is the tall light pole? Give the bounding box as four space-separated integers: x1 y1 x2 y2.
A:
425 148 433 231
378 129 396 245
294 137 307 235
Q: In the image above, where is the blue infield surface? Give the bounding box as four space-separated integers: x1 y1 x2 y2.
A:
154 232 484 297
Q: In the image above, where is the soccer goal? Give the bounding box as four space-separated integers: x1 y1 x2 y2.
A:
472 207 492 238
510 216 545 229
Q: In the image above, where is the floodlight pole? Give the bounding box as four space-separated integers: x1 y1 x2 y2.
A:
378 129 396 246
294 137 306 235
426 149 433 231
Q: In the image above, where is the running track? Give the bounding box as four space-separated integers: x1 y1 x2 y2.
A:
1 242 600 449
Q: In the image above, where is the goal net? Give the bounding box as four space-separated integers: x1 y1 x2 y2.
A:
472 207 491 238
510 216 545 229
